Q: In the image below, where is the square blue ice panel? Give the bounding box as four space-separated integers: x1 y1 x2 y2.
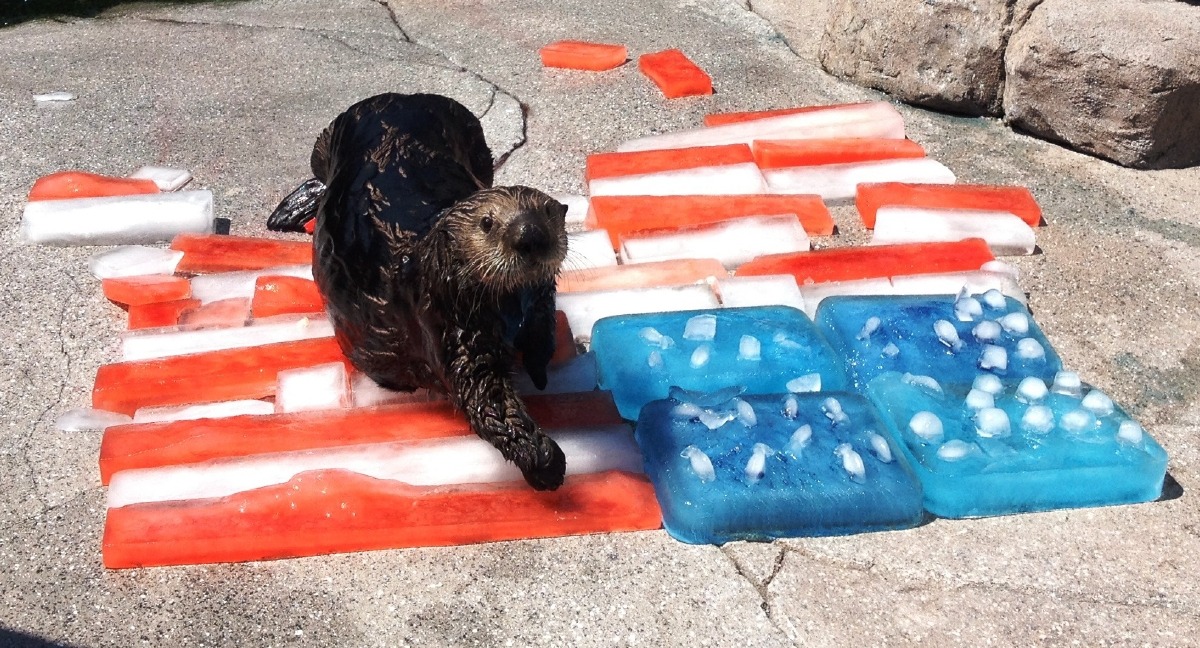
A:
635 390 924 544
814 293 1062 390
591 306 850 420
865 371 1168 518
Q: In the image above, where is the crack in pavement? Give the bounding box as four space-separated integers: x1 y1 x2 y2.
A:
719 543 796 644
18 297 71 514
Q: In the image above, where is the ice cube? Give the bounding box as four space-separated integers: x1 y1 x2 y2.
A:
1060 408 1097 434
275 362 350 413
868 433 893 463
979 345 1008 372
639 327 667 347
857 316 881 340
782 394 799 419
683 314 718 341
934 319 963 351
89 246 184 279
735 399 758 427
972 320 1001 342
55 408 132 432
998 312 1030 335
1051 371 1083 397
902 373 943 394
908 411 944 442
954 295 983 322
698 409 736 430
1117 420 1145 445
681 445 716 482
787 373 822 393
937 440 974 462
787 424 813 453
1016 377 1048 403
22 190 214 246
981 289 1007 310
974 407 1011 438
673 402 704 419
834 443 867 483
130 166 192 192
745 443 773 484
964 389 994 410
737 335 761 361
647 350 663 369
972 374 1004 395
1081 390 1115 417
882 342 900 357
1015 338 1045 361
690 345 711 368
1020 405 1054 434
822 397 848 425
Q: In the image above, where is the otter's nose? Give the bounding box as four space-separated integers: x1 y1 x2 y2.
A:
505 212 554 257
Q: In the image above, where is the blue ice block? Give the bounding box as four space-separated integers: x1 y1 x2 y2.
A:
814 293 1063 390
591 306 851 420
635 389 925 544
865 371 1168 518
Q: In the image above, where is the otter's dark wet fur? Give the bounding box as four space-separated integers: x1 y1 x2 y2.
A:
268 93 570 490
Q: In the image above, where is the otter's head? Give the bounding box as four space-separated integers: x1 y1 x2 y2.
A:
442 186 568 294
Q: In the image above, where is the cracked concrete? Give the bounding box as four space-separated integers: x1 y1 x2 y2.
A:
1 0 1199 645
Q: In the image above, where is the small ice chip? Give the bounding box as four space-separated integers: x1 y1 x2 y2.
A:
735 399 758 427
822 397 848 425
934 319 963 351
672 402 703 418
1081 390 1115 417
683 314 717 341
1051 371 1083 397
868 433 893 463
1060 408 1097 434
738 335 761 361
908 411 944 442
698 409 736 430
974 407 1011 438
981 289 1007 310
773 331 802 349
834 443 866 483
902 373 943 394
745 443 772 484
882 342 900 358
979 345 1008 372
972 320 1002 342
786 373 821 393
1015 338 1046 361
782 394 799 419
1117 420 1145 444
972 374 1004 395
639 327 664 345
34 91 75 102
1016 377 1048 403
964 388 994 410
954 296 983 322
857 316 881 340
937 440 974 462
690 344 711 368
647 350 663 369
787 424 813 453
998 312 1030 335
55 407 132 431
1021 405 1055 434
681 445 716 482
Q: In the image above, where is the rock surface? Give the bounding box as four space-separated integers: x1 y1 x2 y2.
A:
1004 0 1200 169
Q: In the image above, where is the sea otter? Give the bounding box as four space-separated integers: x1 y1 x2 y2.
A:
268 93 569 491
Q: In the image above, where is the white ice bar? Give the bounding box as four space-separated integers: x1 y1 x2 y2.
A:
617 102 905 152
119 313 334 361
189 264 313 304
55 408 132 432
21 190 214 246
551 193 590 227
130 166 193 192
88 245 183 279
762 159 955 202
133 400 276 423
799 278 895 319
275 362 351 413
106 425 644 509
351 373 444 408
565 230 619 270
872 207 1037 255
556 285 719 342
716 274 805 311
618 216 810 269
588 163 767 197
889 270 1026 306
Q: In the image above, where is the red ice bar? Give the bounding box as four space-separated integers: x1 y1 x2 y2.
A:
127 298 200 329
751 138 926 169
103 469 661 568
856 182 1044 229
251 275 324 318
28 171 159 201
551 310 576 365
587 194 833 248
92 337 348 416
102 274 191 306
99 390 622 483
738 238 996 284
585 144 753 183
703 102 867 127
540 40 628 71
170 233 313 274
638 49 712 98
558 258 728 293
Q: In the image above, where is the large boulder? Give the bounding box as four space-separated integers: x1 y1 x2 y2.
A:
1004 0 1200 169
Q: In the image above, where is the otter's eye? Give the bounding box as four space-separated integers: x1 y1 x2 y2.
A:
480 215 494 232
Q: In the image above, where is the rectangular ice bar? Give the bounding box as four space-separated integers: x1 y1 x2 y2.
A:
28 171 158 201
761 159 956 202
586 144 753 182
102 274 191 306
618 215 810 269
591 306 851 419
120 313 333 361
558 258 727 294
617 101 905 152
556 284 719 344
871 207 1037 255
127 298 200 329
638 49 712 98
865 372 1167 518
814 293 1063 389
737 239 995 284
587 194 833 247
171 233 313 273
132 399 275 424
176 297 251 329
89 246 183 279
714 275 805 311
635 391 924 543
540 40 628 71
856 182 1042 229
588 162 767 197
703 102 867 127
565 230 618 270
21 190 214 245
189 264 313 304
130 166 193 191
251 275 324 318
275 362 351 413
751 138 926 168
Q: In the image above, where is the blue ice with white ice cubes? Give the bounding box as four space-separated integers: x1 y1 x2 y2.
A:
591 306 850 420
814 291 1062 390
864 371 1168 518
635 389 925 543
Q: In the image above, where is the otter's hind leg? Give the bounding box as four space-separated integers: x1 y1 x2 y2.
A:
267 178 326 232
444 328 566 491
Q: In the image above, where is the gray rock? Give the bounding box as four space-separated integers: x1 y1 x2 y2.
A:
1004 0 1200 169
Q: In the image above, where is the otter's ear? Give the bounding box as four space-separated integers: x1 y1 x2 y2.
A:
552 201 568 222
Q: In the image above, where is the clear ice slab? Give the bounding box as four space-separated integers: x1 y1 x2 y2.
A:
865 372 1168 518
635 391 924 544
591 306 850 420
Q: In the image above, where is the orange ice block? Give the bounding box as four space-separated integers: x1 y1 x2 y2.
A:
177 297 251 329
751 138 926 169
551 310 577 365
102 275 191 306
587 194 833 248
170 233 313 273
638 49 712 99
856 182 1044 229
92 337 348 415
558 258 728 293
28 171 159 201
586 144 753 183
703 102 866 127
540 40 628 71
737 239 996 284
99 390 622 483
127 299 200 329
102 469 661 568
251 275 325 318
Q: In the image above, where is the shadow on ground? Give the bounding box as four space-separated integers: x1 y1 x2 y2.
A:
0 628 82 648
0 0 246 27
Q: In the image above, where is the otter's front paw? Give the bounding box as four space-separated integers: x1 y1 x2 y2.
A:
517 435 566 491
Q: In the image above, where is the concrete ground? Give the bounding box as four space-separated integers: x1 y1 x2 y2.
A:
1 0 1198 645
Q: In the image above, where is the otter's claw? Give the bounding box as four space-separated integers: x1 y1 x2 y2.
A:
517 435 566 491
